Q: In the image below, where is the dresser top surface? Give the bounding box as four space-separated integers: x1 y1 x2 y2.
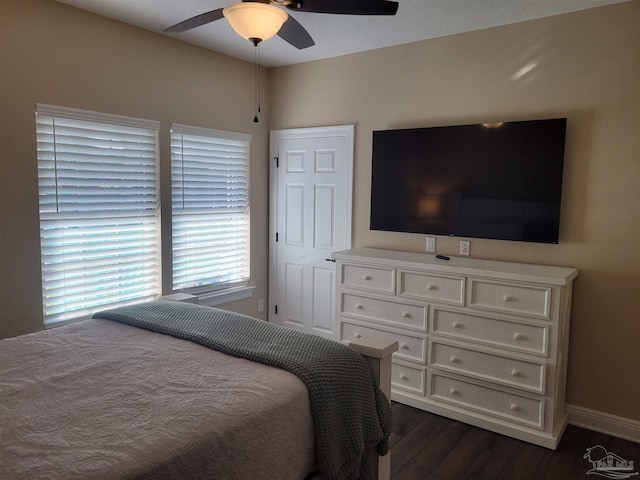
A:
332 248 578 285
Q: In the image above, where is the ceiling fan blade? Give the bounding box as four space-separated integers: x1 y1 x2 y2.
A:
277 15 315 49
164 8 225 33
287 0 398 15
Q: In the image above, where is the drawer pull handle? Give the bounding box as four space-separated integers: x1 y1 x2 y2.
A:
399 374 409 381
450 356 460 364
402 312 411 318
399 343 410 351
504 295 515 302
355 304 364 310
452 322 462 329
449 388 459 395
510 369 520 377
363 275 372 281
513 333 524 340
354 333 363 339
427 284 436 290
510 403 519 411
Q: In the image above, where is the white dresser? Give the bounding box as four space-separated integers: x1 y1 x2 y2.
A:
332 248 578 449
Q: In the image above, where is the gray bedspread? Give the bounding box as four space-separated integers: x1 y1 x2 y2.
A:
95 301 392 480
1 317 316 479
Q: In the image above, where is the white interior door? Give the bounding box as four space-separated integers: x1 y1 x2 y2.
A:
269 125 353 338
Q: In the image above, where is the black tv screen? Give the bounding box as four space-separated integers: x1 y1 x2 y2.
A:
370 118 567 244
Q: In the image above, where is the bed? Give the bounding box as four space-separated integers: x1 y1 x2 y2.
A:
0 301 397 480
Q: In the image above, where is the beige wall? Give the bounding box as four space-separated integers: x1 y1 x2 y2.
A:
0 0 270 337
270 2 640 420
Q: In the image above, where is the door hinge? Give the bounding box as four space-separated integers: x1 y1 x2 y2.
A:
276 232 279 242
274 156 279 168
275 305 278 314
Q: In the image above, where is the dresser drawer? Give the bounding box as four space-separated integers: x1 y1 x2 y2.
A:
430 341 545 393
341 293 427 331
432 308 548 356
469 279 551 320
429 373 544 430
340 263 395 294
341 321 427 364
399 270 464 306
392 363 425 395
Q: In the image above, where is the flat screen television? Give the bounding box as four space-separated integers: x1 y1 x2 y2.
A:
370 118 567 244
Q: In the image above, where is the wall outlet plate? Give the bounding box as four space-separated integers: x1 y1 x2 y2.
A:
460 240 470 256
426 237 436 253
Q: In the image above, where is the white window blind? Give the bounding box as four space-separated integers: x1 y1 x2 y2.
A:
171 124 250 292
36 104 161 325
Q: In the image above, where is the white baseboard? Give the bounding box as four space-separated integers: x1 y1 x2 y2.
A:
566 403 640 443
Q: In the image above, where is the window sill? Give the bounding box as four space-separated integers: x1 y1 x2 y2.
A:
195 284 256 307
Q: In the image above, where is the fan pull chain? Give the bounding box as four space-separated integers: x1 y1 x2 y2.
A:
253 40 261 123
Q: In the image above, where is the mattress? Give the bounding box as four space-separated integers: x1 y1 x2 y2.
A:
0 319 315 479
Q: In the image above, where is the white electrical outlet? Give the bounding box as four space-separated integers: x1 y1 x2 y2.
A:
258 299 264 313
460 240 470 256
426 237 436 253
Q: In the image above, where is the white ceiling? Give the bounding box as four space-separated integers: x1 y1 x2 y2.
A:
56 0 628 68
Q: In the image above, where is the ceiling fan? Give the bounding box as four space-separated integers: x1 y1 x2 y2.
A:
164 0 399 48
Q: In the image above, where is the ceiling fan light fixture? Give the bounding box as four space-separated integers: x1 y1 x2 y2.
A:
223 3 288 43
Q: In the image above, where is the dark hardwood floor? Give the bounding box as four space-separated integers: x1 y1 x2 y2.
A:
390 402 640 480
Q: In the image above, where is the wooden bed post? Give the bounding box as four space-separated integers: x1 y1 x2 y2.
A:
345 337 398 480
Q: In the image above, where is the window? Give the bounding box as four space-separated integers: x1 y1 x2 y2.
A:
170 124 251 295
35 104 161 325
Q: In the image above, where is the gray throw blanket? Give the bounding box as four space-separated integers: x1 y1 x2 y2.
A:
93 302 392 480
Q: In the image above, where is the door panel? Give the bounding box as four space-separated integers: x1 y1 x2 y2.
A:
285 184 305 246
312 266 335 333
314 185 335 249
